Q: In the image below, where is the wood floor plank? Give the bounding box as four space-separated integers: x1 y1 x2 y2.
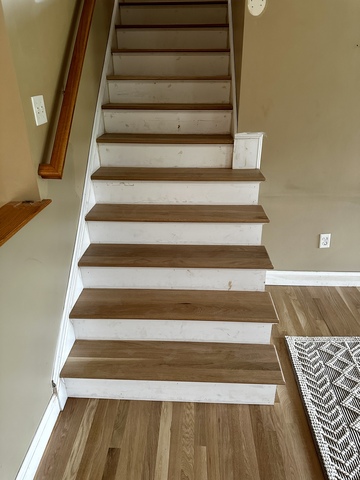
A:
70 289 278 323
96 133 233 144
85 204 269 224
91 166 264 182
154 402 172 480
79 244 273 270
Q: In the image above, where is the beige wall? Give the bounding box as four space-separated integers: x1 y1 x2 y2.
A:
0 2 40 206
237 0 360 271
0 1 115 478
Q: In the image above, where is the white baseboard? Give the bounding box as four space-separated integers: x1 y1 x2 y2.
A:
15 395 60 480
266 271 360 287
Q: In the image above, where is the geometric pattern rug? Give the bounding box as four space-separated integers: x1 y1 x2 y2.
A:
286 337 360 480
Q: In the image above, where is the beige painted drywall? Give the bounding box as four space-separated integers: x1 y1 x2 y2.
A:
237 0 360 271
0 1 114 478
0 3 40 206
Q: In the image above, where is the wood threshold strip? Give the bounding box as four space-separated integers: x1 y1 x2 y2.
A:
38 0 96 179
0 200 51 247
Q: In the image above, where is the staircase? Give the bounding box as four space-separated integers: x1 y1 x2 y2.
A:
60 0 284 405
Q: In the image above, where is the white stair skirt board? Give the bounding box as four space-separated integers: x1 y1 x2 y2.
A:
98 143 233 168
73 319 273 344
63 378 277 405
233 132 264 169
103 110 232 135
112 52 230 77
15 395 60 480
80 267 266 291
108 79 231 104
119 5 228 25
87 221 263 245
266 270 360 287
92 181 260 205
116 28 229 50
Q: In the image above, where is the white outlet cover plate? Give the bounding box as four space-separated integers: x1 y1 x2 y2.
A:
248 0 267 16
31 95 48 126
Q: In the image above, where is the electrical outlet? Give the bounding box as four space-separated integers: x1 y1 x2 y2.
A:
319 233 331 249
31 95 47 126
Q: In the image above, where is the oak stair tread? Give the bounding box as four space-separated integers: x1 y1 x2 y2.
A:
91 167 265 182
96 133 233 144
61 340 284 385
78 244 273 269
120 1 228 6
102 103 232 110
112 48 230 53
85 204 269 223
107 74 231 80
116 23 229 29
70 288 278 323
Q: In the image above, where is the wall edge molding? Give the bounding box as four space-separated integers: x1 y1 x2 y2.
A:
266 270 360 287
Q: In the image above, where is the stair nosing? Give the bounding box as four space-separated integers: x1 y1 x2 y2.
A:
102 103 233 111
116 23 229 29
78 244 274 270
112 48 230 53
107 74 231 81
119 1 228 6
85 204 270 224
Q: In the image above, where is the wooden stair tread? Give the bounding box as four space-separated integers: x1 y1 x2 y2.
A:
79 244 273 269
85 204 269 224
61 340 284 385
112 48 230 53
70 289 278 323
120 1 228 6
116 23 229 29
107 74 231 80
97 133 233 144
91 167 264 182
102 103 232 110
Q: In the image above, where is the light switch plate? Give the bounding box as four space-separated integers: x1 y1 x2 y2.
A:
31 95 48 126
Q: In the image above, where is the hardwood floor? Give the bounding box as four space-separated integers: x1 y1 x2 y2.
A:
35 286 360 480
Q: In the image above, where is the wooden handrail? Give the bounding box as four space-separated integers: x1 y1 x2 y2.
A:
38 0 96 179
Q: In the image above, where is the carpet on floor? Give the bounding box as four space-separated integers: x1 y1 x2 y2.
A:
286 336 360 480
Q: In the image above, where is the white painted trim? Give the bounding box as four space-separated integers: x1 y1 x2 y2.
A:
228 0 238 138
64 378 277 405
51 0 120 402
15 395 60 480
233 132 265 169
266 271 360 287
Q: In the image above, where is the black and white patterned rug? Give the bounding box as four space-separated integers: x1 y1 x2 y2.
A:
286 337 360 480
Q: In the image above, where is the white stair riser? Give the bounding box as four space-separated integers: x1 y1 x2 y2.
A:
108 80 231 104
103 110 232 135
117 28 229 50
80 267 266 291
73 319 273 344
93 181 260 205
98 143 233 168
119 5 228 25
63 378 277 405
87 222 263 245
113 53 230 76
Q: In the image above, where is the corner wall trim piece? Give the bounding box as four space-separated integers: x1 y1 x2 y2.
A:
15 395 60 480
266 271 360 287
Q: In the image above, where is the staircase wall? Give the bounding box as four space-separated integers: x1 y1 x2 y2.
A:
238 0 360 273
0 2 115 479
